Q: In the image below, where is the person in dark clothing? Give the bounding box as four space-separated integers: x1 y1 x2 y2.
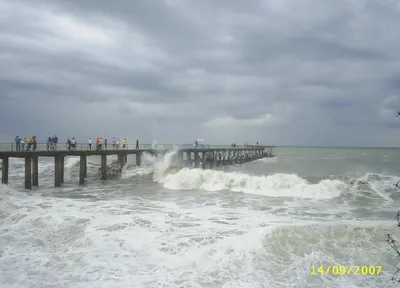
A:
47 137 51 151
136 139 139 149
32 136 37 151
15 136 20 151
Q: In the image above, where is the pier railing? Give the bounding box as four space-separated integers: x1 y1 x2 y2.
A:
0 142 272 152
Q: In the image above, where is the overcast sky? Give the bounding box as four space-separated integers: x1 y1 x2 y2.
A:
1 0 400 147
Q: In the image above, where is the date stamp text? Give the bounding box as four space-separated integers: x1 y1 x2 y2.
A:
310 265 382 275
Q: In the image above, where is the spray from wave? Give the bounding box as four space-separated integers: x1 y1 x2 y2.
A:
118 148 178 180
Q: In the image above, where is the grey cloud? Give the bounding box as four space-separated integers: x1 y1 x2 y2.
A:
0 0 400 146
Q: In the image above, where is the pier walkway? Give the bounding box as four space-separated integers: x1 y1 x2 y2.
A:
0 142 275 189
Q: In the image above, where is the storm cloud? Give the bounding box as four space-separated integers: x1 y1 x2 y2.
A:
1 0 400 146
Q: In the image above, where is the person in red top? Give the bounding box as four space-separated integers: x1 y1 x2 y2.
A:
96 137 100 151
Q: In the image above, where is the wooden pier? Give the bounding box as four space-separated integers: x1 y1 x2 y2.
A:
0 145 275 189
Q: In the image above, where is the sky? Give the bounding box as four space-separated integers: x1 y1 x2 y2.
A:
1 0 400 147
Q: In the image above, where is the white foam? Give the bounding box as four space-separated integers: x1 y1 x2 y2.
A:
350 172 399 202
254 156 278 163
160 169 346 199
0 183 396 288
64 157 80 169
120 166 153 179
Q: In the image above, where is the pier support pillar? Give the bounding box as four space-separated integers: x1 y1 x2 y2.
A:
202 152 206 169
136 152 141 166
179 151 184 164
79 155 86 185
118 154 124 168
194 152 200 168
54 155 62 187
101 154 107 180
25 156 32 189
32 156 38 186
60 156 64 183
1 157 9 184
186 152 192 167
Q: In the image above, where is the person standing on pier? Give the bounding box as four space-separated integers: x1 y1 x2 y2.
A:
32 136 37 151
67 138 71 150
15 136 20 151
95 137 100 150
112 137 116 149
122 138 127 149
136 139 139 149
96 137 100 150
116 139 120 149
71 137 76 150
52 135 58 150
47 137 51 151
23 137 27 151
88 138 92 150
104 138 107 150
20 138 24 151
27 137 32 151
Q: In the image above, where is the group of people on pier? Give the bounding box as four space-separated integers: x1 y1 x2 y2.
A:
14 136 37 151
12 136 260 152
87 137 139 151
12 136 140 151
47 136 59 151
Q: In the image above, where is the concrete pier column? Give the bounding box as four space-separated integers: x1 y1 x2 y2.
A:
118 153 124 169
84 156 87 178
54 155 62 187
136 152 142 166
60 156 64 183
79 155 86 185
210 158 214 169
194 152 200 168
25 156 32 189
202 152 206 169
101 154 107 180
179 151 184 164
32 156 38 186
1 157 9 184
125 154 128 165
186 152 192 167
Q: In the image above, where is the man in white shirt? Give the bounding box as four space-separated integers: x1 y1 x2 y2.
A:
88 139 92 150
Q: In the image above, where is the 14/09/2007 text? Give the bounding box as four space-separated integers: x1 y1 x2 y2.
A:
310 266 382 275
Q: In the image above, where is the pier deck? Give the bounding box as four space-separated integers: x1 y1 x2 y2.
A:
0 143 275 189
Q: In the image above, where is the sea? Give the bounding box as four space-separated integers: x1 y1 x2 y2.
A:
1 146 400 288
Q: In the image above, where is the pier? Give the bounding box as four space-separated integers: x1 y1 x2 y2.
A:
0 144 275 189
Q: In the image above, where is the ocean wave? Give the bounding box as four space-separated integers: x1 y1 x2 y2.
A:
158 169 346 199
